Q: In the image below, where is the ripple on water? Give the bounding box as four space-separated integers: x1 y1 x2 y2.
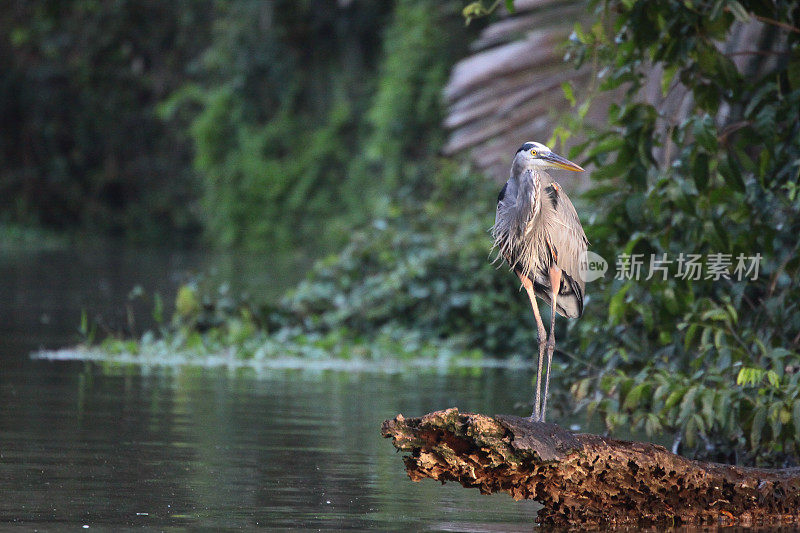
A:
1 361 545 529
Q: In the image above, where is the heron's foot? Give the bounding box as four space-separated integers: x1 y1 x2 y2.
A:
529 409 540 422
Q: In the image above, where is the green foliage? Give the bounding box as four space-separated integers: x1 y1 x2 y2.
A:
1 1 470 248
0 1 211 241
363 1 467 193
105 162 544 367
174 284 200 322
279 161 535 358
170 84 359 248
462 0 513 25
0 222 66 251
79 309 96 345
159 2 373 248
565 0 800 464
161 0 471 250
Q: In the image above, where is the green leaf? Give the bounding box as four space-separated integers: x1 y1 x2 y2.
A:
665 387 685 410
769 348 794 370
727 1 750 23
770 401 784 442
693 83 721 114
788 57 800 89
573 377 591 401
693 413 707 436
623 383 649 411
715 52 741 87
692 152 710 191
587 135 625 158
737 367 764 387
766 370 780 388
462 2 489 24
684 323 699 351
702 307 728 322
679 385 699 423
645 413 662 435
609 283 631 323
562 81 576 107
718 153 745 192
685 415 697 448
744 82 776 118
754 104 777 136
79 309 88 337
715 392 731 430
701 389 716 429
661 64 678 97
693 115 718 152
152 293 164 324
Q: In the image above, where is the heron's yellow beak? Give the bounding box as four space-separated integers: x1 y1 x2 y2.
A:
543 152 585 172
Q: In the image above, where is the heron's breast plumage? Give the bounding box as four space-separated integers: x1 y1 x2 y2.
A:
492 171 546 279
491 169 587 318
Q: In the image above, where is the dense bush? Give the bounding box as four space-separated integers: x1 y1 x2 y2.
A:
161 0 472 250
1 1 472 248
563 0 800 465
0 1 211 241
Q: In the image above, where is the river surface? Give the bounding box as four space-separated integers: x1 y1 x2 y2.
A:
0 245 542 530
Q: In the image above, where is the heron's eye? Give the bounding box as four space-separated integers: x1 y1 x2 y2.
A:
530 149 537 157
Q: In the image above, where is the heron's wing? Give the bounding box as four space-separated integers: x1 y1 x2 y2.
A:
497 182 508 203
540 182 588 317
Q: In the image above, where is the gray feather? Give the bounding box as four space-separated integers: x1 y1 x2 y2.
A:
491 168 587 318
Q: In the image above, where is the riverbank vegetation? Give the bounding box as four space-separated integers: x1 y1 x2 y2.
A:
564 0 800 466
9 1 800 466
1 1 471 248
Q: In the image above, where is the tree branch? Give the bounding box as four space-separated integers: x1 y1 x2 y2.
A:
382 408 800 528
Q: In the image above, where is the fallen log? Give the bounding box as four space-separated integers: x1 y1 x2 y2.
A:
381 408 800 528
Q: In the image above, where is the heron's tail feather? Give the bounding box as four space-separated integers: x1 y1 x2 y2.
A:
533 274 584 318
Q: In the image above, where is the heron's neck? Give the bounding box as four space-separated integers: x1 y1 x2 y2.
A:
512 168 544 223
514 167 543 197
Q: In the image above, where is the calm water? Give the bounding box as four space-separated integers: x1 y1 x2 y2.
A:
0 245 542 530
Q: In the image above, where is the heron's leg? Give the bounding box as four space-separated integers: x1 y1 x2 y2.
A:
541 265 562 423
519 273 547 421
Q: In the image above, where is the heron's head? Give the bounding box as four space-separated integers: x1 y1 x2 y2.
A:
513 141 585 173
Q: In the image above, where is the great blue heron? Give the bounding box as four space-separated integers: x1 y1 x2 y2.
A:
492 141 587 422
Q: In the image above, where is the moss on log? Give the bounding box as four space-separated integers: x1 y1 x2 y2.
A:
381 408 800 528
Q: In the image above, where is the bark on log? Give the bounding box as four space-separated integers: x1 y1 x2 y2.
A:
381 408 800 528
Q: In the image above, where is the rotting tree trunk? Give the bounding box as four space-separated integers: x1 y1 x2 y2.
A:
381 408 800 528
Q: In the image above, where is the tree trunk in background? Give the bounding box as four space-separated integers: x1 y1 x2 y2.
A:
443 0 781 181
443 0 593 181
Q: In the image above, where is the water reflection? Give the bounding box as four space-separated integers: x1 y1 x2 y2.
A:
1 361 540 530
0 244 306 360
1 244 541 530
